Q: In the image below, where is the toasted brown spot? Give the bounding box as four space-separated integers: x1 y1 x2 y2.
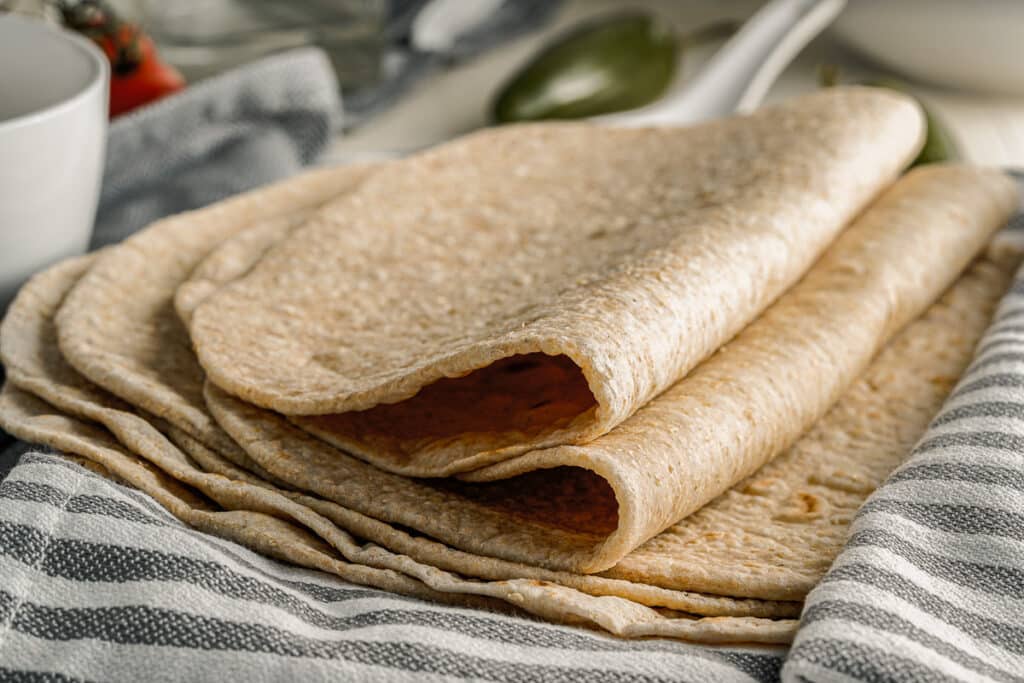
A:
775 491 827 523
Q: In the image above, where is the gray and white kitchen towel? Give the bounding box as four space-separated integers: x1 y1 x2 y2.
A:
0 452 784 683
91 47 342 248
2 204 1023 683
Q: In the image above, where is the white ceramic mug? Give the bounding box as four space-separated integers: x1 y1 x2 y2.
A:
0 13 109 312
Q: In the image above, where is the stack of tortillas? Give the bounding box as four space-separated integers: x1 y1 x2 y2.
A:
3 87 1021 645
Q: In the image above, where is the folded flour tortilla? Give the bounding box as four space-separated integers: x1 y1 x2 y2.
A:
1 195 1014 645
3 157 1017 642
44 84 1019 594
46 95 1018 584
187 87 925 479
199 164 1018 574
1 255 800 644
602 252 1017 599
175 197 1022 600
2 222 1015 645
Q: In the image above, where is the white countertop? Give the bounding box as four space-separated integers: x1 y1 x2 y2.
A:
325 0 1024 169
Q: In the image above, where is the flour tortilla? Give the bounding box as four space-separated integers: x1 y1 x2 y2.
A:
3 249 1010 629
54 164 376 480
201 164 1015 574
3 255 799 622
206 249 1016 598
160 420 797 618
19 97 1011 647
55 155 1020 578
182 187 1019 600
0 385 461 608
0 256 798 644
7 166 1014 621
190 87 925 479
53 90 954 576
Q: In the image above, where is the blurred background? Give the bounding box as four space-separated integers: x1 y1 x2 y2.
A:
4 0 1024 165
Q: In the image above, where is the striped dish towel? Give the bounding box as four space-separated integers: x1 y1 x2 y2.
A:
1 193 1022 682
0 453 782 683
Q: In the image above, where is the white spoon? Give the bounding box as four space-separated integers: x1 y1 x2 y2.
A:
600 0 847 127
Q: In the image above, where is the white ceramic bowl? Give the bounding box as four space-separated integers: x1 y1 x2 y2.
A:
834 0 1024 96
0 13 108 311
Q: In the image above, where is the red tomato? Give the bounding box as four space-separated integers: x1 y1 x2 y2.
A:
61 2 186 118
97 27 186 118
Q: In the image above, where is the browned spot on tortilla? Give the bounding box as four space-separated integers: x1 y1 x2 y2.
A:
796 492 821 514
775 491 826 523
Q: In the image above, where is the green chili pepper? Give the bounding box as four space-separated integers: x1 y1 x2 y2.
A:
913 107 959 166
491 14 737 124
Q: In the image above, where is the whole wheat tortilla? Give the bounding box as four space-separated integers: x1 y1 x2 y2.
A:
0 384 461 608
162 421 796 618
0 386 550 614
0 256 798 644
14 98 1007 643
180 184 1019 601
2 254 799 623
54 150 1015 577
207 164 1017 574
4 245 1011 633
190 87 925 479
7 166 1014 620
54 164 376 481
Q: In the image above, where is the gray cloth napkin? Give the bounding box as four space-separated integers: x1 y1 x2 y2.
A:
0 46 342 473
92 47 342 247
